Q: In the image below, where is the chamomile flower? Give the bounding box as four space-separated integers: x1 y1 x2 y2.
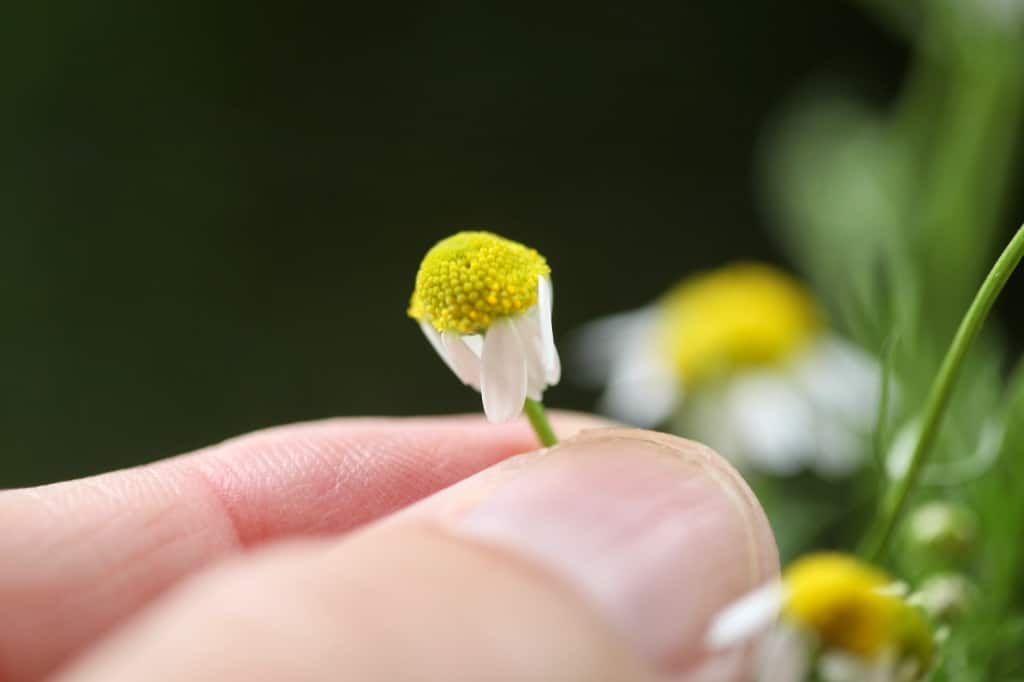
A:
408 231 560 423
707 553 934 682
574 262 878 476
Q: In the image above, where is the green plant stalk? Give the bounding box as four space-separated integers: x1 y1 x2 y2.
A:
861 223 1024 560
523 398 558 447
893 6 1024 334
871 335 897 471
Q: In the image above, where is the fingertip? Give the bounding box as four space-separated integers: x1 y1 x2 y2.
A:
404 427 779 676
55 427 777 682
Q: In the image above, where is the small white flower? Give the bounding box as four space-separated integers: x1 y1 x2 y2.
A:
574 263 879 476
409 231 560 423
705 553 933 682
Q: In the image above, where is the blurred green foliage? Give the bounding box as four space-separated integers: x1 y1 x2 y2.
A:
759 0 1024 677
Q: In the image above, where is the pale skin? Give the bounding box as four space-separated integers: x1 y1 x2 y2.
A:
0 414 779 682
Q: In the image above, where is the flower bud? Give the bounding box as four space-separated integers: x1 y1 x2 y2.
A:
906 501 976 559
909 573 976 622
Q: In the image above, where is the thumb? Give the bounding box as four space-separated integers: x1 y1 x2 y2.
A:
56 428 778 682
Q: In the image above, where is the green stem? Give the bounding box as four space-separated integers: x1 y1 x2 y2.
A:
861 223 1024 560
523 398 558 447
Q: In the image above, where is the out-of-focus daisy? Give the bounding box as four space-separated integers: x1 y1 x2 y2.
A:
707 553 934 682
408 231 560 423
574 262 878 476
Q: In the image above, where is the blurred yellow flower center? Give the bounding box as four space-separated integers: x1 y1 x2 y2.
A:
408 231 550 334
784 553 933 670
784 553 896 657
657 263 821 385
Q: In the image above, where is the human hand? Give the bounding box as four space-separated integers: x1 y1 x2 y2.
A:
0 415 777 681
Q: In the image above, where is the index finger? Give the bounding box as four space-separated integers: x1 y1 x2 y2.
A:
0 412 606 682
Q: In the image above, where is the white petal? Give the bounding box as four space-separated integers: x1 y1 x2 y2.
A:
462 334 484 357
757 623 812 682
526 372 545 401
595 312 678 427
513 312 548 400
811 419 865 478
818 652 869 682
537 276 560 384
721 372 816 475
687 391 750 469
569 307 658 387
545 341 562 385
792 336 880 431
819 650 903 682
481 318 529 423
419 320 457 375
599 369 678 428
784 336 882 477
706 581 786 649
441 332 482 390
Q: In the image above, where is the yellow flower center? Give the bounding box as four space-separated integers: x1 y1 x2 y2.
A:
784 553 896 657
784 553 933 670
408 231 550 334
657 263 821 385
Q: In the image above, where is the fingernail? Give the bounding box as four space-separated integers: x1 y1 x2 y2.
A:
458 430 776 674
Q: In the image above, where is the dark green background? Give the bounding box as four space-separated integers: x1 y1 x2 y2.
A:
0 3 926 486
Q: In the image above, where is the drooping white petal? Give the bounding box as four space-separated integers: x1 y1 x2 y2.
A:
720 371 816 475
481 318 529 423
706 581 786 649
514 312 548 401
419 320 457 375
545 342 561 385
536 276 561 384
441 332 482 390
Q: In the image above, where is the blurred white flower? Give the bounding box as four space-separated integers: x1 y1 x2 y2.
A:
409 231 560 423
707 553 933 682
574 263 878 476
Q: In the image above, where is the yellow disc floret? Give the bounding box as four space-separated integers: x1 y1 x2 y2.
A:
783 553 933 671
784 553 896 657
409 231 550 334
657 263 822 385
